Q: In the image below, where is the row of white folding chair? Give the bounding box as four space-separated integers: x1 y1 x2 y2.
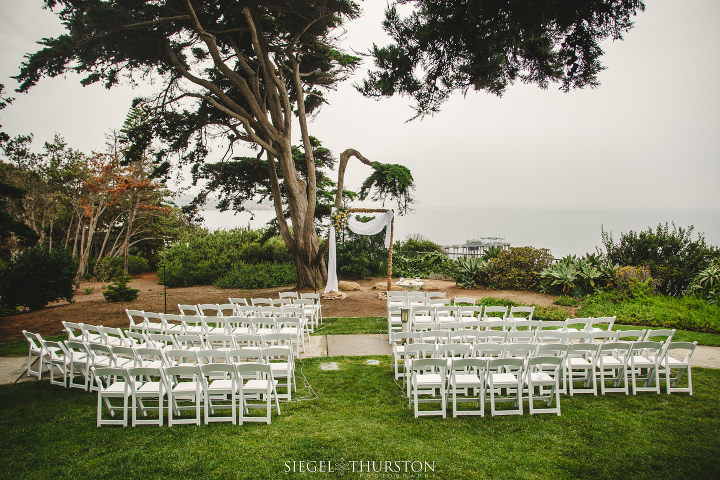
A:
127 309 309 343
93 358 282 427
40 335 294 404
277 292 324 325
401 316 617 334
126 329 303 357
408 355 563 418
394 328 670 346
395 339 696 396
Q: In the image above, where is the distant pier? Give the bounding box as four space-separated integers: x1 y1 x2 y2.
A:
441 237 510 260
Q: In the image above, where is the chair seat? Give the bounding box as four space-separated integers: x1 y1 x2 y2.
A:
452 374 482 387
491 373 518 385
207 379 235 391
415 373 443 386
244 379 278 393
137 381 163 394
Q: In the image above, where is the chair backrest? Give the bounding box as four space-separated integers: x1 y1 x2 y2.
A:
566 317 592 331
479 319 513 332
217 303 239 316
644 328 676 343
589 316 616 331
165 348 199 365
62 321 84 341
450 357 487 373
261 346 293 362
429 298 451 306
228 348 262 363
198 304 220 316
472 342 504 358
196 349 230 365
475 330 506 343
391 331 422 345
615 329 647 341
457 306 483 319
598 342 632 359
23 330 42 351
411 358 447 374
176 334 205 349
505 330 535 344
125 309 145 328
426 292 447 300
110 345 138 365
503 343 535 359
590 331 618 343
421 330 449 344
386 291 407 297
513 319 542 331
631 341 664 361
233 334 263 348
508 305 535 321
564 331 593 343
178 304 200 316
404 343 436 359
539 320 567 331
279 292 299 299
272 298 292 307
92 366 130 389
406 291 427 298
251 298 273 306
535 343 569 357
488 357 524 372
535 330 565 344
453 296 476 306
483 306 508 319
663 341 697 363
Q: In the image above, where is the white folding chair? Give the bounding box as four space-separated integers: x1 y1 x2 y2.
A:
125 309 145 333
448 358 487 417
660 341 697 395
566 343 600 396
237 363 280 424
453 296 476 306
509 305 535 322
93 366 132 427
165 365 203 426
587 316 616 333
409 358 447 418
487 357 524 416
628 341 663 394
178 304 200 316
483 306 508 320
128 367 166 426
22 330 43 380
201 364 240 424
525 356 563 415
262 346 296 401
595 342 631 395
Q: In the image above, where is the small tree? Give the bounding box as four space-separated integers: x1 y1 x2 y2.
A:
0 245 77 312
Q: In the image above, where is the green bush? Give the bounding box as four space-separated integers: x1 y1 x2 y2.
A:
554 295 581 307
102 275 140 302
94 255 150 281
687 261 720 304
540 255 619 296
485 246 554 291
392 251 454 278
159 227 294 287
214 262 297 289
601 222 718 296
0 246 77 312
393 235 444 254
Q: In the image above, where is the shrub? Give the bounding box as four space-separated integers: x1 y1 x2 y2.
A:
393 235 444 254
687 261 720 304
554 295 581 307
540 255 619 296
485 246 554 291
214 262 297 289
0 246 77 312
94 255 150 281
392 251 454 278
102 275 140 302
453 256 490 289
158 227 294 287
601 222 718 296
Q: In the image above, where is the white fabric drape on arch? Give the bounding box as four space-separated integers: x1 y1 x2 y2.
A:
324 210 394 294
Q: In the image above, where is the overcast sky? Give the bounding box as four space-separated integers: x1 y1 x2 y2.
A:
1 0 719 214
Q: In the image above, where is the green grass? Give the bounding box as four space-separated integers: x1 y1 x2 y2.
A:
312 317 386 336
578 292 720 334
0 356 718 479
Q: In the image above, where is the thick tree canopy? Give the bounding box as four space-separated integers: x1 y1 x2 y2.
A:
14 1 415 287
359 0 646 117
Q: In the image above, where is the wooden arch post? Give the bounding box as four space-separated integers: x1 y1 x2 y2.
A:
345 208 394 292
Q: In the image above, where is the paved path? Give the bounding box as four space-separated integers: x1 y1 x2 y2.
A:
2 335 718 385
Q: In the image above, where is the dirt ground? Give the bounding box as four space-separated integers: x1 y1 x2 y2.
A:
0 272 566 342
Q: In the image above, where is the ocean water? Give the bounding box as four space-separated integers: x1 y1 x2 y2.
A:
203 206 720 259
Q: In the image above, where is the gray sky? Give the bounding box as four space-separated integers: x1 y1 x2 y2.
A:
1 0 719 212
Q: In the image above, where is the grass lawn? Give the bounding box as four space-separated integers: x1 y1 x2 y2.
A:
0 356 718 479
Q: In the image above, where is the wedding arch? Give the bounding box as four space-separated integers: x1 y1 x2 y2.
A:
324 208 395 295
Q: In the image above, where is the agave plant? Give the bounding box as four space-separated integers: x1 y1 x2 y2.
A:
454 256 490 289
540 262 579 294
688 261 720 303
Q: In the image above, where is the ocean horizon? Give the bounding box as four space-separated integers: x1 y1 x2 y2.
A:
202 205 720 259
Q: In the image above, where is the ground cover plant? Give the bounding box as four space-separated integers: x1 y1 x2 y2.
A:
0 356 718 480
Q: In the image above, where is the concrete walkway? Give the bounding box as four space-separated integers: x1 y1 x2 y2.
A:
2 335 718 385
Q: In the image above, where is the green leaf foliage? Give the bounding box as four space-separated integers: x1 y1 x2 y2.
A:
360 0 646 117
0 245 77 312
102 275 140 303
601 222 718 296
158 227 293 287
214 262 297 289
485 246 554 291
358 162 415 214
